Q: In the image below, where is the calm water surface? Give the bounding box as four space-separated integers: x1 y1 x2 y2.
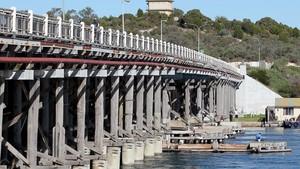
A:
126 128 300 169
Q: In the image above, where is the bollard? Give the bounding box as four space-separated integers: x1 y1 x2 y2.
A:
135 141 145 161
107 147 121 169
154 136 163 154
122 143 135 165
92 159 107 169
144 138 155 157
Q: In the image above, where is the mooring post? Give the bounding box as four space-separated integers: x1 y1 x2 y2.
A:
27 79 40 167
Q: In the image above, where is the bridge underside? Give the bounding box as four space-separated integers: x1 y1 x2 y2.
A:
0 7 243 167
0 41 240 169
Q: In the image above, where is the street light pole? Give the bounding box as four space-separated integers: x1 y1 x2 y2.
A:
185 23 201 52
62 0 65 20
160 20 167 41
121 0 130 33
254 37 261 63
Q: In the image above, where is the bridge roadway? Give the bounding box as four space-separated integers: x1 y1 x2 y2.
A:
0 7 243 169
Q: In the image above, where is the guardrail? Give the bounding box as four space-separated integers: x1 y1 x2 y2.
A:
0 7 241 76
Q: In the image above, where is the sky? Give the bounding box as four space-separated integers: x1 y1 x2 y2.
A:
2 0 300 28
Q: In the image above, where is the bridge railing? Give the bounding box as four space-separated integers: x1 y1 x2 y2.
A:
0 7 240 76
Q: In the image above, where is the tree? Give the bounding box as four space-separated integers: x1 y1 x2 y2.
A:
183 9 211 27
279 31 289 42
248 69 270 86
173 8 184 17
79 7 98 25
233 26 244 39
47 8 62 18
291 28 300 38
136 9 144 17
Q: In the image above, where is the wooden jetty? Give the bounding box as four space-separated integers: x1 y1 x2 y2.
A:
163 141 292 154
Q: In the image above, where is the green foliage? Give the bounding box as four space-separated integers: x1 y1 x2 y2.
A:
248 69 270 86
279 31 289 42
235 114 265 122
233 26 244 39
136 9 144 17
291 28 300 38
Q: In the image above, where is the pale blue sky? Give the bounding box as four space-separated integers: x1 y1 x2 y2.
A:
2 0 300 28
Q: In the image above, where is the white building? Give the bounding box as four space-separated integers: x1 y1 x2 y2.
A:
147 0 174 16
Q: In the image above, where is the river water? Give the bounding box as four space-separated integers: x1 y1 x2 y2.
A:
128 128 300 169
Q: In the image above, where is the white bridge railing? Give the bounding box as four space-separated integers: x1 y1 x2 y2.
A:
0 7 240 76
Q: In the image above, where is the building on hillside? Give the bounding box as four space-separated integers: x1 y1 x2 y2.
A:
147 0 174 16
266 98 300 122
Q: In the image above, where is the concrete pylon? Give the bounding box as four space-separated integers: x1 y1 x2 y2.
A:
122 143 135 165
144 138 155 157
154 136 163 154
107 147 121 169
135 141 145 161
92 159 107 169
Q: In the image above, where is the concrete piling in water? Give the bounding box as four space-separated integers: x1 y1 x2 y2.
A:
144 138 155 157
92 159 107 169
122 143 135 165
154 136 163 154
135 141 145 161
107 147 121 169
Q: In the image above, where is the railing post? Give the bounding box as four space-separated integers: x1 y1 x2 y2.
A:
44 14 49 36
155 39 159 52
91 24 95 43
167 42 170 54
108 28 112 46
116 30 120 46
151 38 155 51
135 34 139 49
123 31 127 48
100 26 104 44
28 10 33 34
147 37 150 51
69 19 74 40
160 40 163 53
141 35 145 50
57 16 62 38
11 7 17 33
174 44 177 56
80 22 85 41
129 33 133 48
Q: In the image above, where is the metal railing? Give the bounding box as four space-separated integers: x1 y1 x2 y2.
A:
0 7 241 76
